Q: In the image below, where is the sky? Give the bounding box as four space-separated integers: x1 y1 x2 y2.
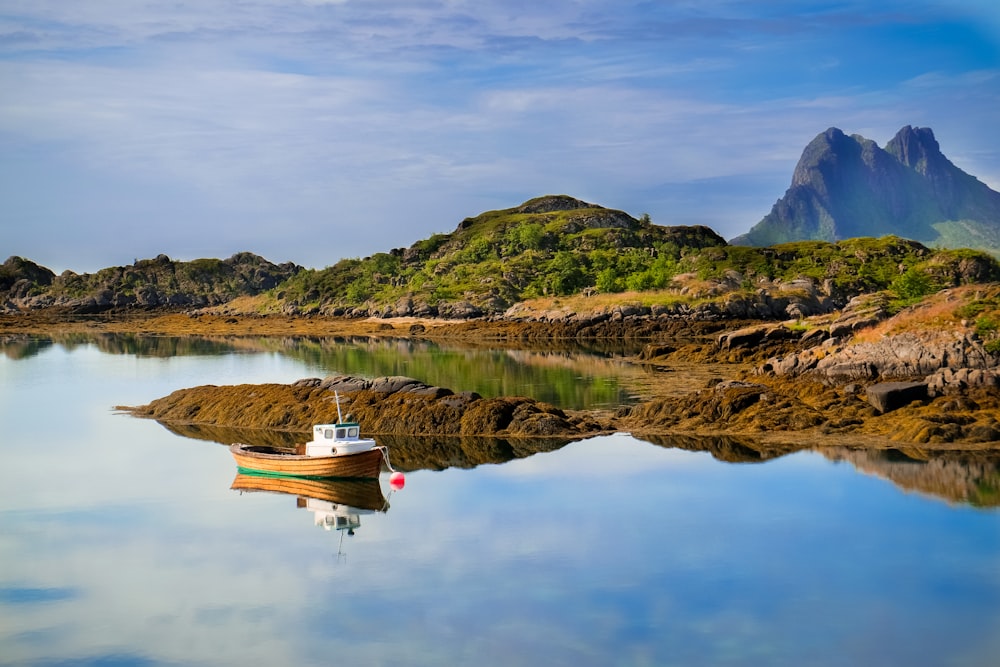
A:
1 1 999 274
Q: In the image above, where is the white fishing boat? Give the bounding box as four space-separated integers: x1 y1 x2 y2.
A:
230 393 389 479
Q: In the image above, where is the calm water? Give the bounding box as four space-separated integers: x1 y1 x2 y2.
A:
1 335 998 667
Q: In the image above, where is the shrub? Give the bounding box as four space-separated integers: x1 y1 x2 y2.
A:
890 267 934 300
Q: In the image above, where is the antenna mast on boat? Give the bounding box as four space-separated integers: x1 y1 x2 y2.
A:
334 391 344 423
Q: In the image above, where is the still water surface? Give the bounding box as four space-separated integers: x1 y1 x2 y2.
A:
1 335 998 666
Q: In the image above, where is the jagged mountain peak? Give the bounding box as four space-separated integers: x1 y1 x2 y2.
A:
732 125 1000 254
885 125 949 174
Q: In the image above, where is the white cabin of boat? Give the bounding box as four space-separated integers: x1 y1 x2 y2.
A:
305 420 377 458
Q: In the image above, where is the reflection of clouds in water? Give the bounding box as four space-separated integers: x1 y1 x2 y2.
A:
4 337 1000 666
0 498 306 665
0 342 314 509
4 428 999 667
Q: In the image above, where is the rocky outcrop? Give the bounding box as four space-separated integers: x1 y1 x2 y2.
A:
926 368 1000 395
502 276 846 326
616 372 1000 445
123 375 609 438
513 195 605 215
717 323 798 351
617 378 827 435
865 381 929 413
2 253 302 314
1 256 55 306
511 195 638 230
762 330 997 384
296 374 454 398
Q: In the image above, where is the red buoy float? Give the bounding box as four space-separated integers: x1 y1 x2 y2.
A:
389 471 406 490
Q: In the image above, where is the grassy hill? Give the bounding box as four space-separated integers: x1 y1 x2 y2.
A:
271 195 728 316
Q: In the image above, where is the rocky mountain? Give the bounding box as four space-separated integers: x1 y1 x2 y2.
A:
731 126 1000 254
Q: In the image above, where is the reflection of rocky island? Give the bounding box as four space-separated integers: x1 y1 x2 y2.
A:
0 335 54 360
633 433 800 463
820 448 1000 508
231 474 390 537
635 435 1000 507
158 420 577 471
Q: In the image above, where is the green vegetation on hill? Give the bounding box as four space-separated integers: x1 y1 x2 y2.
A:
275 196 728 314
273 195 1000 317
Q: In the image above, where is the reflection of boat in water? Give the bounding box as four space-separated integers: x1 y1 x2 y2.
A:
231 473 390 512
231 473 389 538
230 400 390 479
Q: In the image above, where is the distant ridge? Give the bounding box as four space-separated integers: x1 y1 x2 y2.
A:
731 126 1000 254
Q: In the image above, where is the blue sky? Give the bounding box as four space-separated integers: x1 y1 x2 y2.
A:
2 1 999 273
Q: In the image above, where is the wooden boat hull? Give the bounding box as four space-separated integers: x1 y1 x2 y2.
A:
229 443 386 479
230 474 389 512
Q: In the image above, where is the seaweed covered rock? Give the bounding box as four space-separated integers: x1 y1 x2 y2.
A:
123 374 607 438
618 373 1000 445
618 378 828 434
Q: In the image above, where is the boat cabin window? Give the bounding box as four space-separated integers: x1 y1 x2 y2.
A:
336 428 346 439
348 427 359 438
324 429 334 439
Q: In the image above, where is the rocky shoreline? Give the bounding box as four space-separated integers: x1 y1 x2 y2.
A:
7 283 999 449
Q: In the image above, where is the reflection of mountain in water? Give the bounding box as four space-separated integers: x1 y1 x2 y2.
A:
823 448 1000 508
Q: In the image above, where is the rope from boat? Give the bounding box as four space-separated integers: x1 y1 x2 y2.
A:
380 446 397 473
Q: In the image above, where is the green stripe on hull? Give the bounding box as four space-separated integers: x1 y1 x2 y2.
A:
237 466 333 480
235 466 377 481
